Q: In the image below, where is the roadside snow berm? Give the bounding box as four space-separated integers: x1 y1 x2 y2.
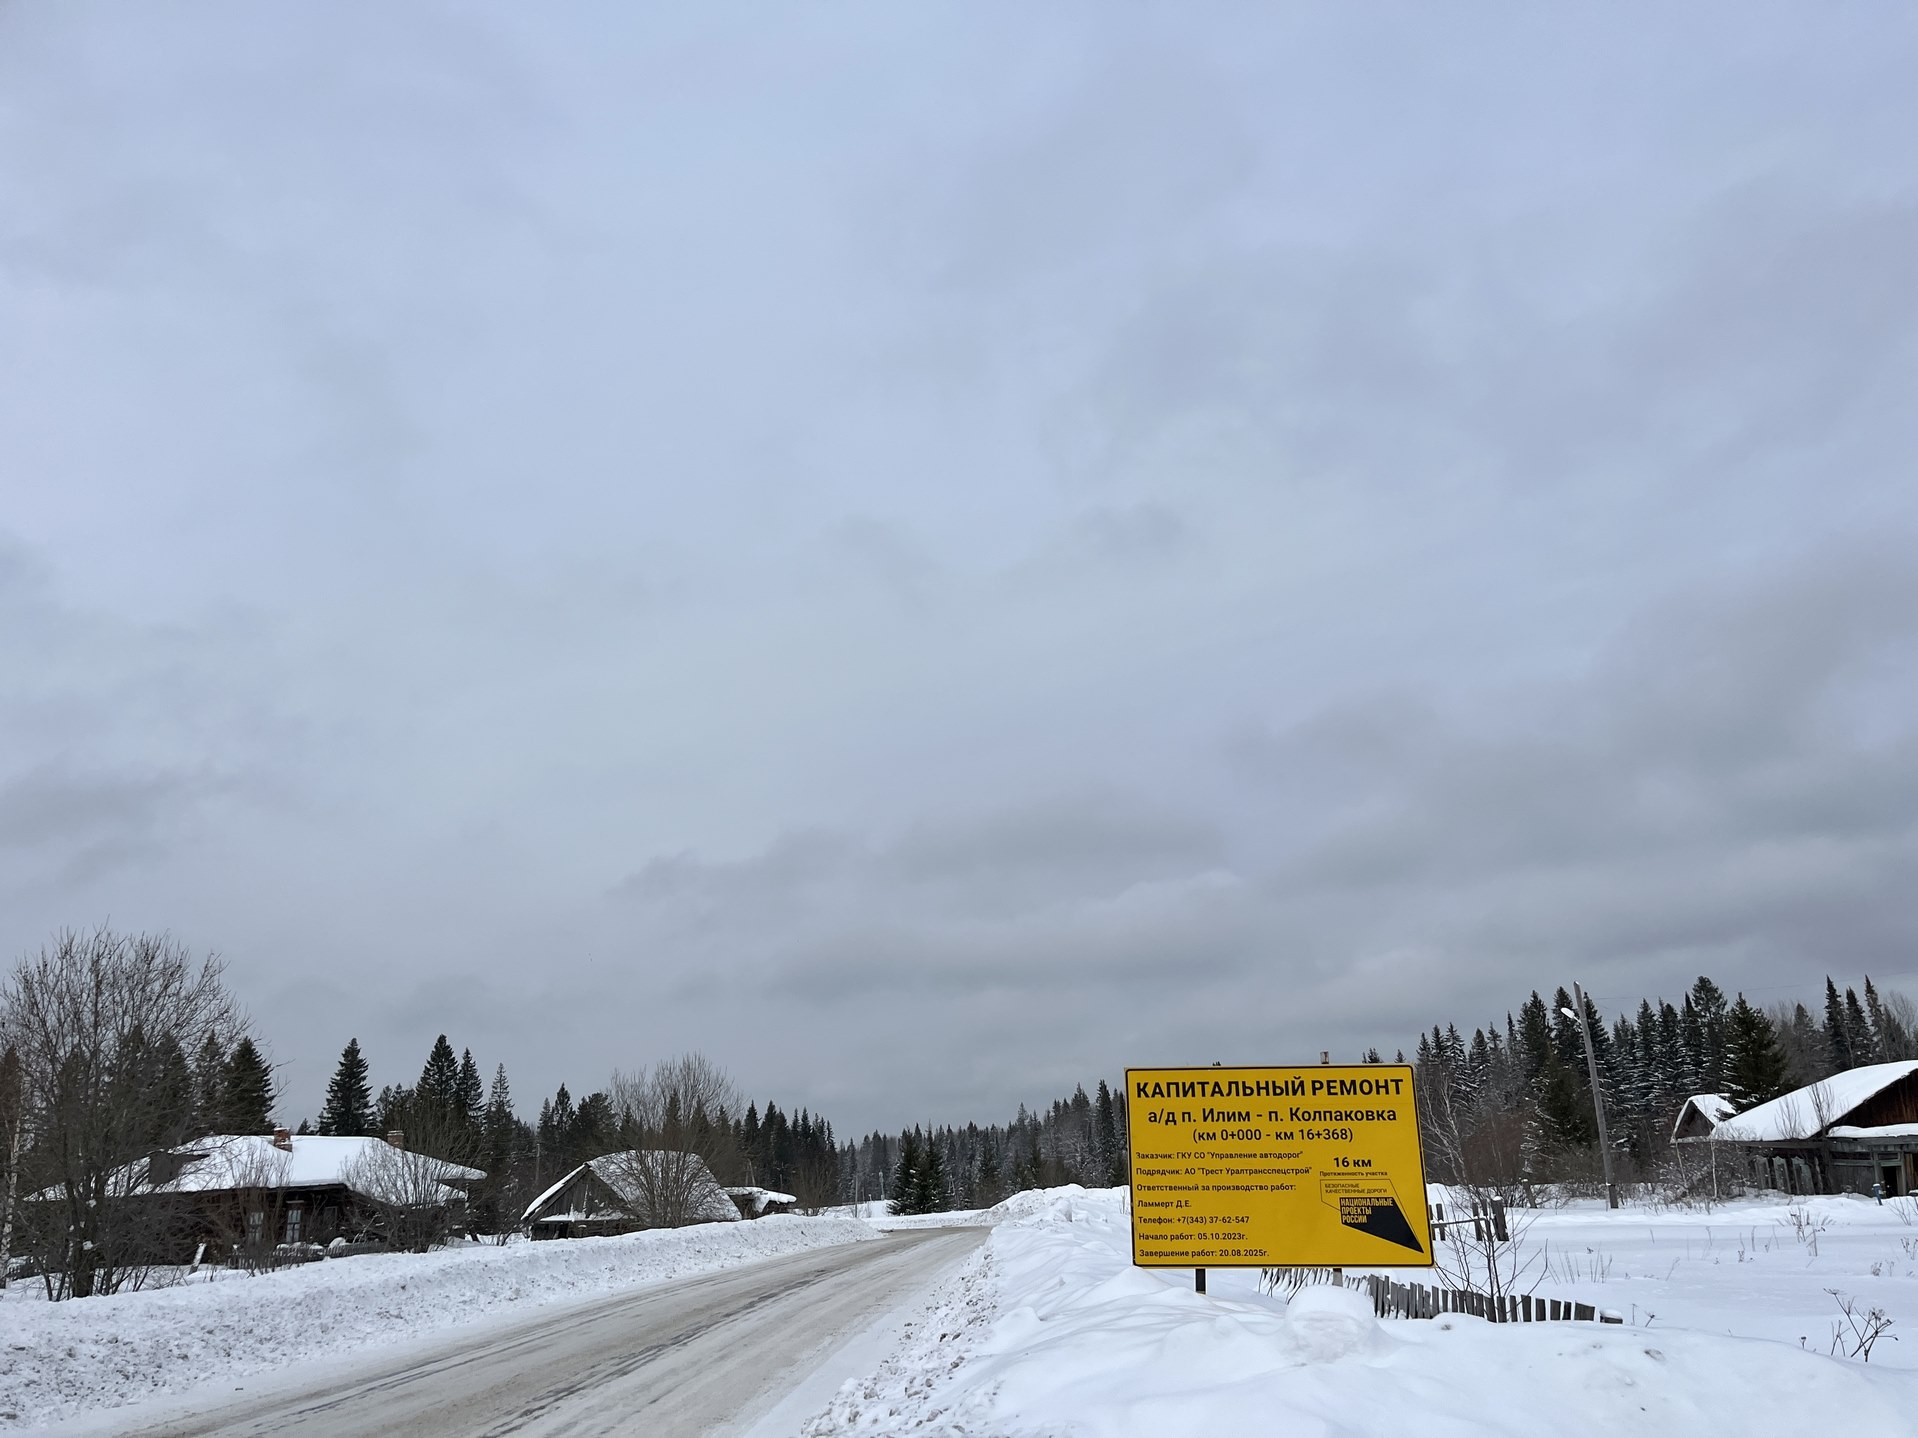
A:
1283 1284 1387 1363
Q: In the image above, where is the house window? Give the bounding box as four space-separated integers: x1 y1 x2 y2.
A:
285 1205 304 1244
247 1210 264 1245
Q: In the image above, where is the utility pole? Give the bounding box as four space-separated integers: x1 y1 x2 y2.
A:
1565 982 1619 1210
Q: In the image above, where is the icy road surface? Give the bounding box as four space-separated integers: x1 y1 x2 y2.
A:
106 1229 983 1438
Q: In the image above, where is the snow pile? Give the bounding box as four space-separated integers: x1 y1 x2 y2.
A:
802 1188 1918 1437
982 1183 1106 1226
0 1215 878 1430
830 1200 988 1230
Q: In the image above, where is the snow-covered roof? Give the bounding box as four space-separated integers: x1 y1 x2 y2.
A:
725 1186 797 1214
1671 1093 1736 1142
32 1134 483 1204
169 1136 482 1191
1711 1062 1918 1143
520 1151 738 1225
1829 1123 1918 1141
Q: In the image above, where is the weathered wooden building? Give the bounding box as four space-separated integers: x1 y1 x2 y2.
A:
724 1185 797 1218
28 1131 484 1265
520 1151 741 1238
1710 1061 1918 1196
1670 1093 1734 1144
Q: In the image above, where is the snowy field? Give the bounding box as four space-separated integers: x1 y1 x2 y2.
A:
802 1187 1918 1436
0 1215 880 1431
15 1190 1918 1435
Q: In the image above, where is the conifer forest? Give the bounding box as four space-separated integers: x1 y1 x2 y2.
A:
4 926 1913 1252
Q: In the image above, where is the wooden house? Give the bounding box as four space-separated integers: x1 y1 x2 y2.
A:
29 1130 484 1265
520 1151 740 1238
1710 1062 1918 1196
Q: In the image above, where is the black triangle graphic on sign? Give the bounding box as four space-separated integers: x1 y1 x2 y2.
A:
1345 1196 1425 1255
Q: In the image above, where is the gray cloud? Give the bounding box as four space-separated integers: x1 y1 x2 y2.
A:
2 5 1915 1129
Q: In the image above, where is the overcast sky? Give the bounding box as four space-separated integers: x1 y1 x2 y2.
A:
3 4 1915 1132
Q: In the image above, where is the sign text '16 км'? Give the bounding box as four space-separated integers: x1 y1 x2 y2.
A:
1125 1064 1433 1268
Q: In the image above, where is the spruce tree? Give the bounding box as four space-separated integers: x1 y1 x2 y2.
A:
195 1035 227 1131
976 1138 1004 1207
482 1064 516 1165
1824 978 1855 1072
889 1129 922 1215
1652 1000 1690 1102
1093 1081 1118 1182
742 1103 762 1182
416 1035 460 1129
915 1135 950 1214
1685 977 1730 1092
1845 988 1872 1065
1579 991 1619 1108
1779 1002 1826 1085
375 1083 411 1136
1534 1051 1595 1150
150 1034 196 1146
318 1038 374 1136
543 1084 577 1165
1549 990 1582 1066
1516 992 1552 1086
1864 979 1889 1064
456 1049 484 1136
221 1037 276 1132
1723 994 1791 1111
573 1091 613 1158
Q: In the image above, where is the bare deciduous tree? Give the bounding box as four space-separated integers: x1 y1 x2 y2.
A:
340 1122 475 1253
202 1139 294 1274
1430 1189 1541 1304
606 1054 742 1229
0 928 242 1298
788 1152 839 1216
0 1046 21 1288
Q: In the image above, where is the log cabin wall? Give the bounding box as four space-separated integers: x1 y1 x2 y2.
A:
1846 1071 1918 1128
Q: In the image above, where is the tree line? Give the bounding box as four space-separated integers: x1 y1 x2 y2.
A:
10 922 1899 1295
1404 973 1918 1193
855 1079 1133 1215
0 924 1145 1291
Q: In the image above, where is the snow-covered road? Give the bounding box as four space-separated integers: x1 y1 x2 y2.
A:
70 1229 984 1438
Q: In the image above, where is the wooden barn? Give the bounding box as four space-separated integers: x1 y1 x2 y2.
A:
520 1151 740 1238
1710 1061 1918 1197
724 1185 797 1218
1670 1093 1735 1144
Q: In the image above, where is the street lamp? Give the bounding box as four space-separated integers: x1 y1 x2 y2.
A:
1561 981 1620 1210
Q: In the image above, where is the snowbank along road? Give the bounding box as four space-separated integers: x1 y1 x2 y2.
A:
104 1228 984 1438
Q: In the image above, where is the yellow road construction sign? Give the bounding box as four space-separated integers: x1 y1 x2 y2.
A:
1126 1064 1433 1268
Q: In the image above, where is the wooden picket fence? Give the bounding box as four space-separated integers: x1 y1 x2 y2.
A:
1260 1199 1621 1326
1429 1196 1508 1241
1260 1264 1620 1324
1362 1275 1618 1324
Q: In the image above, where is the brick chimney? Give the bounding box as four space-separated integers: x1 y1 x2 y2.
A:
386 1129 406 1150
271 1127 292 1151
